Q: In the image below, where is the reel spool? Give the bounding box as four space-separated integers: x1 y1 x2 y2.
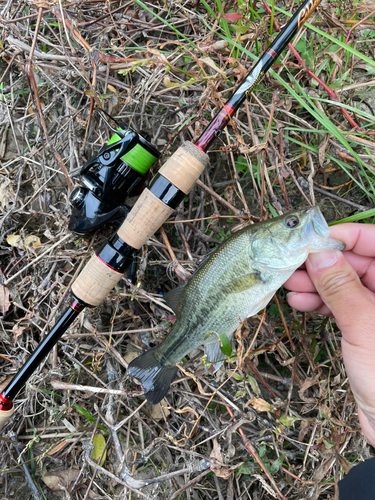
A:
69 127 160 233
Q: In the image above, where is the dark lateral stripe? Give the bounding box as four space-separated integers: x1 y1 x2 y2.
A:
149 173 186 209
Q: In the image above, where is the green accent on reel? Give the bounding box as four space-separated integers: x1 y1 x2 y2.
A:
107 131 157 175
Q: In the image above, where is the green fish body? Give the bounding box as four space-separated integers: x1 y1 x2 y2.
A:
128 206 344 404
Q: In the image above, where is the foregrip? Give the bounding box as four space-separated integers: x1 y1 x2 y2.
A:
72 142 208 306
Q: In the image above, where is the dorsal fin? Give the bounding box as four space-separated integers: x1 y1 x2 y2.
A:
194 247 217 273
163 247 218 314
164 284 186 315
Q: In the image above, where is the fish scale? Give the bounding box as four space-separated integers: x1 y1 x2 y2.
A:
128 206 345 404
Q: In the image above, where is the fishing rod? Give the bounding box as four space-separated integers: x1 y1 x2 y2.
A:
0 0 322 429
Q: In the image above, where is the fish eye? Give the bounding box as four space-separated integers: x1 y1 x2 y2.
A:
285 216 300 228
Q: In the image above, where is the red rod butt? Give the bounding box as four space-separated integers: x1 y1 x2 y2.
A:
0 393 13 411
70 298 86 312
0 394 14 431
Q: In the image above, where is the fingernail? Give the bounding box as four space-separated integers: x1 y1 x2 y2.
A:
287 292 298 298
308 251 339 270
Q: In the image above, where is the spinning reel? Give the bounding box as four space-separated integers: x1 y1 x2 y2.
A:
69 118 160 234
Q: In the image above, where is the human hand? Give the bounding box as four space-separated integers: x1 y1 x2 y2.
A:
283 223 375 446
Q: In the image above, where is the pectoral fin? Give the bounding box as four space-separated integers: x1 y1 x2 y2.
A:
221 272 262 294
244 290 275 319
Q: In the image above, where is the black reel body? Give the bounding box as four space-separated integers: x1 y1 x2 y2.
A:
69 128 160 233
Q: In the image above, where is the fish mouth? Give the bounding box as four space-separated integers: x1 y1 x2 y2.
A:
303 206 345 250
308 206 331 238
302 206 330 240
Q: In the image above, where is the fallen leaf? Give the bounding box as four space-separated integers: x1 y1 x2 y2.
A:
148 398 171 420
321 439 333 451
199 56 226 76
87 492 106 500
24 235 42 248
107 84 117 94
319 135 329 167
0 285 10 315
92 434 106 466
210 438 232 480
299 369 322 403
0 179 14 208
278 415 301 426
200 40 229 53
283 97 293 112
61 418 76 433
123 351 139 364
239 142 268 155
247 375 260 396
6 234 41 250
222 13 243 21
12 324 26 344
323 51 343 70
48 440 69 456
41 469 80 491
253 474 278 498
349 2 375 13
248 398 274 413
28 102 45 117
163 75 196 88
6 235 22 249
338 454 353 474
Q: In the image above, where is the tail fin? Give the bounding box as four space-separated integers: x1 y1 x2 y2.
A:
128 347 178 404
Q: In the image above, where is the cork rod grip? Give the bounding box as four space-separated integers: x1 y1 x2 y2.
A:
72 255 123 307
117 189 174 249
159 141 208 193
0 406 14 431
72 142 208 304
118 142 208 249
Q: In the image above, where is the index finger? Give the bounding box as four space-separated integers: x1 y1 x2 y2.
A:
329 223 375 257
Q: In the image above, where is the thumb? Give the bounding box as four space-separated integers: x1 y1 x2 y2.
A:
306 250 372 332
307 250 375 447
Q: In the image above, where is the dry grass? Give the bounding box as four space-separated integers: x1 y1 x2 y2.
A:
0 1 375 499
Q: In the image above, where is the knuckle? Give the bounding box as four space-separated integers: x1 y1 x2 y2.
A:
319 268 358 298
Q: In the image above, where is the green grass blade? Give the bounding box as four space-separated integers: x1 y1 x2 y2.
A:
330 208 375 225
263 2 375 70
132 0 199 50
312 98 375 125
276 71 375 199
216 0 231 39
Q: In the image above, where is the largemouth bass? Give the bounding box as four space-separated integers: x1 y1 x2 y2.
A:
128 206 344 404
